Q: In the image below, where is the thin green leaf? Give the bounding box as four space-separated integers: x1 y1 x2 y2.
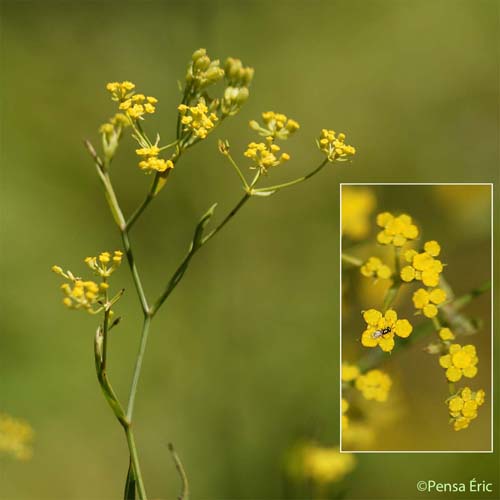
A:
124 458 136 500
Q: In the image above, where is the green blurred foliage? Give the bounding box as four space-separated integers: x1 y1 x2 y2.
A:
1 0 498 499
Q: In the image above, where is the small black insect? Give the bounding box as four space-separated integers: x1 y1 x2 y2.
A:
372 326 392 339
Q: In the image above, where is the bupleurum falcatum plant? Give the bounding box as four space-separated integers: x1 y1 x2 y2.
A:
51 48 356 499
342 200 490 447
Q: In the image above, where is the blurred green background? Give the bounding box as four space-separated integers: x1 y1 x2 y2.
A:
1 0 498 499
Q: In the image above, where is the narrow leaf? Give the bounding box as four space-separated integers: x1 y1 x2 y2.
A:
124 458 136 500
191 203 217 250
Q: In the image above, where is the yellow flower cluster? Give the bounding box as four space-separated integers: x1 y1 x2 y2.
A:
341 187 376 240
243 141 290 173
439 344 478 382
52 251 122 313
317 129 356 162
360 256 391 280
361 309 413 352
99 113 130 136
412 287 447 318
0 413 34 461
106 81 158 121
84 250 123 277
355 369 392 402
135 145 174 173
400 241 444 287
119 94 158 120
447 387 485 431
249 111 300 140
341 362 360 382
376 212 419 247
178 100 218 140
301 444 356 484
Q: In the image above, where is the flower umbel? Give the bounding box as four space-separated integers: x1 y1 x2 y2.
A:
439 344 479 382
360 256 392 280
135 146 174 173
400 241 444 287
412 287 447 318
376 212 419 247
243 141 290 174
361 309 413 352
178 100 218 140
447 387 485 431
0 413 34 461
249 111 299 140
355 369 392 402
317 129 356 162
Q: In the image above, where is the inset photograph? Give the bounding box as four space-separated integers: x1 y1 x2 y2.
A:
340 184 492 452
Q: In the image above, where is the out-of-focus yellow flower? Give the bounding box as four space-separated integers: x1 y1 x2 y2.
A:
412 287 447 318
341 362 360 382
361 309 413 352
447 387 485 431
99 113 130 136
439 344 478 382
400 242 444 287
302 444 356 484
178 100 218 139
360 256 392 280
355 369 392 402
249 111 299 140
0 413 34 460
317 129 356 162
243 141 290 173
342 399 349 429
376 212 419 247
439 327 455 341
341 187 376 240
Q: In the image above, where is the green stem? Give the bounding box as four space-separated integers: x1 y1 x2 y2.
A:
342 253 363 267
168 443 190 500
126 315 152 422
124 425 148 500
151 192 252 316
223 151 249 189
252 158 328 192
382 282 402 312
126 192 154 232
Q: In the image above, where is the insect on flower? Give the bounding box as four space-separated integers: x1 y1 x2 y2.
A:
372 326 392 339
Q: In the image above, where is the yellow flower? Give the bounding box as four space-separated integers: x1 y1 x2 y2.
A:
412 287 447 318
249 111 299 141
342 399 349 429
178 100 218 139
135 145 174 173
376 212 419 247
341 362 360 382
0 413 34 460
53 251 123 313
360 308 413 352
439 327 455 341
360 256 392 280
447 386 485 431
341 187 376 240
400 241 444 286
439 344 479 382
301 444 356 484
243 141 290 173
355 369 392 402
317 129 356 162
106 81 158 121
85 250 123 278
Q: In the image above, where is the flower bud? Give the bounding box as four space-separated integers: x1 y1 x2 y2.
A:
191 48 207 62
194 55 211 71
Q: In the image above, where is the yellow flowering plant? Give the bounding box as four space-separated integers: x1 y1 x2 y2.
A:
341 198 490 447
51 48 356 499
